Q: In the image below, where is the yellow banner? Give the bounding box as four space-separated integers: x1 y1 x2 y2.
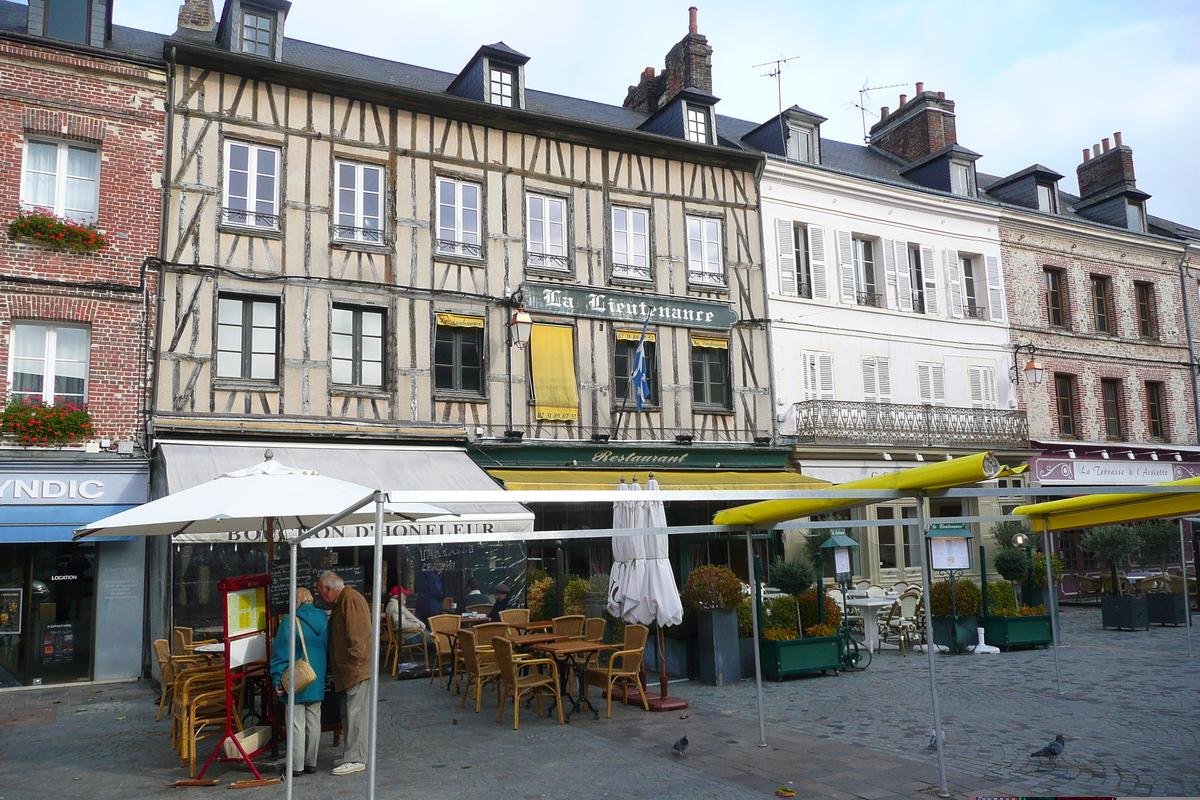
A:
616 329 656 343
436 313 484 328
530 324 579 421
691 336 728 349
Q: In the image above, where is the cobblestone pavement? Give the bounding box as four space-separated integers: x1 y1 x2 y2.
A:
0 605 1196 799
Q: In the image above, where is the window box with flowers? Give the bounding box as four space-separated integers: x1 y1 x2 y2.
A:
8 209 109 254
2 398 95 447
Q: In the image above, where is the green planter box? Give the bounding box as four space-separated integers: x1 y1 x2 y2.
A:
1101 595 1148 630
759 635 843 680
1145 592 1187 626
982 614 1053 649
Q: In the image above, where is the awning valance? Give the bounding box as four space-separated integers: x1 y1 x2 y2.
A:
713 452 1004 526
530 324 579 421
487 469 830 492
1013 475 1200 532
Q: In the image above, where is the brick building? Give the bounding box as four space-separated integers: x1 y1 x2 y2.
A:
0 0 164 686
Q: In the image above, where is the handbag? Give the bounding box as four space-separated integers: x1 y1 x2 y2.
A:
280 616 318 694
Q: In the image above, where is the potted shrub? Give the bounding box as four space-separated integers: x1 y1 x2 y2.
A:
929 579 981 651
681 565 744 685
1027 551 1064 607
1081 525 1147 631
757 595 843 679
983 579 1052 649
1134 521 1187 626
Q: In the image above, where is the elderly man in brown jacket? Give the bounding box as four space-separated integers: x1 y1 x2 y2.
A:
317 570 372 776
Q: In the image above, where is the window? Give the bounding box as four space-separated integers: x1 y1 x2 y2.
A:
435 177 481 258
877 506 898 569
687 216 724 286
489 66 515 107
8 323 88 406
1091 275 1113 334
950 162 974 196
611 206 649 280
961 255 985 319
917 362 945 406
527 193 567 270
1054 374 1077 438
216 296 279 381
852 237 880 306
434 315 484 395
685 104 709 144
777 221 827 299
240 9 273 56
331 305 384 388
1101 379 1124 440
691 337 730 409
1045 268 1066 328
908 246 926 313
1127 201 1147 233
21 139 99 223
799 351 833 401
1146 382 1167 440
1036 183 1057 213
1135 282 1157 339
861 356 891 403
968 365 997 409
787 126 814 163
45 0 89 43
614 331 658 408
224 141 279 229
334 161 383 243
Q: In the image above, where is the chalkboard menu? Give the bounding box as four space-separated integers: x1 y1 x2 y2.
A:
267 560 367 616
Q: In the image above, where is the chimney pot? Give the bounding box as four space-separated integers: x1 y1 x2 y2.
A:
1082 148 1091 162
1093 144 1101 158
1102 138 1111 152
1114 131 1123 146
642 66 655 79
899 94 907 105
937 91 945 100
881 106 889 118
689 6 698 34
915 82 924 94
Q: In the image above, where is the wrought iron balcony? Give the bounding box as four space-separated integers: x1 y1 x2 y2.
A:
792 399 1029 448
856 291 884 308
963 304 986 320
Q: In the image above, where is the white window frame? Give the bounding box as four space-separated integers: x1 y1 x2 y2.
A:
21 138 100 223
1036 183 1057 213
800 351 834 401
968 365 998 409
7 322 90 406
916 362 946 406
331 305 385 388
526 193 568 270
1127 200 1147 233
950 161 974 197
961 255 984 318
685 104 710 144
435 176 482 258
334 160 384 243
223 140 280 229
861 355 891 403
611 205 650 280
240 8 274 57
852 236 879 304
787 126 813 163
216 295 279 381
687 215 725 287
488 66 515 107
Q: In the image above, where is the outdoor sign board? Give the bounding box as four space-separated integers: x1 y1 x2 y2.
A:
521 282 737 330
927 523 973 570
0 587 20 634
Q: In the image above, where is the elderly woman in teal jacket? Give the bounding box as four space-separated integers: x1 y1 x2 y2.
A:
270 587 328 778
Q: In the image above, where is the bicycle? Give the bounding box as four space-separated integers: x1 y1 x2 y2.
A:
837 619 871 671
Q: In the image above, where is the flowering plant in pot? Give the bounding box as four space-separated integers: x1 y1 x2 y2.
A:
2 397 94 446
8 209 109 253
682 565 744 685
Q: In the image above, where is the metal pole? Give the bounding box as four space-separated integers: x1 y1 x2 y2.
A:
1181 520 1193 657
366 493 384 800
1042 516 1063 693
915 493 949 798
746 528 767 747
285 539 297 799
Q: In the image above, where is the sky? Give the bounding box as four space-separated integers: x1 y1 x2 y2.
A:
108 0 1200 227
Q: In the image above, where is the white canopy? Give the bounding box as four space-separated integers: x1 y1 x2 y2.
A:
607 477 684 627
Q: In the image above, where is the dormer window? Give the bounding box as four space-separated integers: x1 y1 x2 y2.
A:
1127 200 1147 233
448 43 530 110
950 162 975 197
241 9 274 57
787 126 813 163
1036 182 1057 213
685 104 710 144
489 66 515 107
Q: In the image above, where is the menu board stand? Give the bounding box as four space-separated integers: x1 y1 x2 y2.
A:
195 573 281 783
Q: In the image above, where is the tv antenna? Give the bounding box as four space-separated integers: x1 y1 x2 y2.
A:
853 80 906 143
753 55 801 134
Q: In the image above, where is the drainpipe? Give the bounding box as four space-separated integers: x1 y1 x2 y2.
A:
1178 243 1200 441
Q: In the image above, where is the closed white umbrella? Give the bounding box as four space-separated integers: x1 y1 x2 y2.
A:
607 479 648 621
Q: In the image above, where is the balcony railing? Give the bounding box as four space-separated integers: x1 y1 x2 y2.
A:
963 304 986 320
856 291 884 308
792 399 1029 448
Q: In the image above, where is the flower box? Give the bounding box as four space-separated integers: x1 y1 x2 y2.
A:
1145 592 1187 626
8 209 109 253
758 635 843 680
696 609 739 685
982 614 1052 649
1100 595 1148 631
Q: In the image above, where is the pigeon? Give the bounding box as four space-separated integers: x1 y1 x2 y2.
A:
672 735 689 757
1030 734 1065 765
924 728 947 752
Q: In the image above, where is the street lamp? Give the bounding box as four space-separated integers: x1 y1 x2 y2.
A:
1010 342 1044 387
926 522 975 654
819 530 860 628
509 309 533 348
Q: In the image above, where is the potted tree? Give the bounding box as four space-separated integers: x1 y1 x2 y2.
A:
1081 524 1147 631
929 579 981 651
1135 520 1187 626
681 565 744 685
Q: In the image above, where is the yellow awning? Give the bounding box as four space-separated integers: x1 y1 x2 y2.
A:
530 324 579 421
436 313 484 328
1013 475 1200 532
714 452 1003 526
487 469 830 492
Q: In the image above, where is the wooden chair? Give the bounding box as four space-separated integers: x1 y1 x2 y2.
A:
172 626 218 656
457 629 502 713
582 623 650 718
492 637 563 730
427 614 461 686
382 615 400 677
498 608 530 626
877 601 912 656
399 626 429 670
466 603 492 615
552 614 585 638
1073 575 1104 603
583 617 606 642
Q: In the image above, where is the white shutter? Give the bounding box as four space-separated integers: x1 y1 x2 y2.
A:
918 363 933 405
801 352 817 400
836 230 855 304
920 244 939 315
861 357 878 401
971 365 997 408
895 241 913 313
808 225 829 299
984 254 1006 322
882 238 899 310
944 248 963 319
776 219 797 296
817 352 834 399
968 366 985 408
876 356 891 403
930 364 945 405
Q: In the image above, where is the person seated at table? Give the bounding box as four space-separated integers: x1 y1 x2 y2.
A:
461 578 488 610
269 587 328 778
386 586 430 648
489 582 512 623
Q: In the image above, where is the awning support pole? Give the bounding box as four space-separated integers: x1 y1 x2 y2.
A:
745 527 766 747
285 538 297 800
1042 515 1063 693
915 493 949 798
367 492 384 800
1181 521 1193 657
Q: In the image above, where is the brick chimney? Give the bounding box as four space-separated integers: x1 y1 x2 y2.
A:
1077 131 1138 200
868 83 957 163
177 0 216 32
623 7 713 113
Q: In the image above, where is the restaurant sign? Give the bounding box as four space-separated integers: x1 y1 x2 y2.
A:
472 444 793 470
521 282 737 330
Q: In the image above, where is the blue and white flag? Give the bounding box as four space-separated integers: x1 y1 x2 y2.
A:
631 315 651 412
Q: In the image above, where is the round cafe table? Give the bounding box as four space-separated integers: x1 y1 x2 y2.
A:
845 597 897 653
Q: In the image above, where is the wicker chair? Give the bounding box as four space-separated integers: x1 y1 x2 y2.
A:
877 601 912 655
457 629 502 713
465 603 492 615
498 608 530 626
552 614 585 638
154 638 207 721
427 614 461 686
583 623 650 718
492 637 563 730
381 615 399 676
